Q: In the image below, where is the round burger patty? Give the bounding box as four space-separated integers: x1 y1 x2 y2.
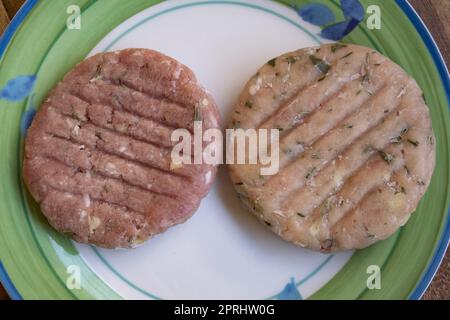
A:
23 49 220 248
228 44 436 252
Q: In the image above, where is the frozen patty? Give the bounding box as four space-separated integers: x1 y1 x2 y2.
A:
23 49 220 248
228 44 436 252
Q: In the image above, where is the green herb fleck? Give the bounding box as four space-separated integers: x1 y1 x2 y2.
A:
286 56 299 64
378 150 395 164
231 120 241 128
267 58 276 67
404 165 411 175
331 43 347 53
305 167 317 180
297 212 305 218
112 94 123 108
194 107 202 121
341 52 353 59
117 78 127 88
264 221 272 227
321 198 333 215
363 145 375 154
311 153 321 159
309 55 330 74
407 139 419 147
245 101 253 109
367 234 375 239
389 136 402 144
321 239 334 250
400 126 410 136
422 94 427 104
253 202 263 213
90 64 103 82
390 126 411 144
362 53 371 83
344 124 353 129
72 111 84 122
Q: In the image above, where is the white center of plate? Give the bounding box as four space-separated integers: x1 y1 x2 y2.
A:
75 0 352 299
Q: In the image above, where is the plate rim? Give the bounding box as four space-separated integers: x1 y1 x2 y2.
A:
0 0 449 300
395 0 450 300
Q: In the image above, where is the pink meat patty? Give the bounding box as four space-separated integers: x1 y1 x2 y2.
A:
23 49 220 248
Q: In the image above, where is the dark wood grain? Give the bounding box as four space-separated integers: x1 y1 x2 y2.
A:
0 0 449 300
0 0 10 35
0 281 7 300
2 0 23 17
410 0 450 66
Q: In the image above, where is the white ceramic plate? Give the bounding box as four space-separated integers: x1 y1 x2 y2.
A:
76 0 352 299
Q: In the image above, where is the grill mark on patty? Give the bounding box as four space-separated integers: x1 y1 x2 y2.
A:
238 59 384 184
55 109 174 151
270 58 385 145
283 129 403 217
42 104 209 178
106 79 189 110
269 79 377 165
43 132 191 180
114 52 200 107
40 189 151 247
328 165 420 248
258 73 362 134
38 166 184 217
278 84 407 213
306 145 405 229
67 87 195 133
55 94 203 159
277 83 385 168
70 93 183 142
255 54 352 130
328 167 407 233
235 82 387 185
41 183 151 217
90 51 193 109
261 86 408 207
39 154 180 200
238 47 356 129
83 122 208 177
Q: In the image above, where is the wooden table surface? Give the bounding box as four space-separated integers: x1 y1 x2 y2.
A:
0 0 449 300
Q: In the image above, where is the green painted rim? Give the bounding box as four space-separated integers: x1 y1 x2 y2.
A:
0 0 449 300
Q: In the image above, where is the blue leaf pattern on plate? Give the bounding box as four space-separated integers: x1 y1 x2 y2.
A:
340 0 365 22
20 108 36 136
297 3 336 26
321 17 360 41
275 277 303 300
295 0 364 41
0 75 36 102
